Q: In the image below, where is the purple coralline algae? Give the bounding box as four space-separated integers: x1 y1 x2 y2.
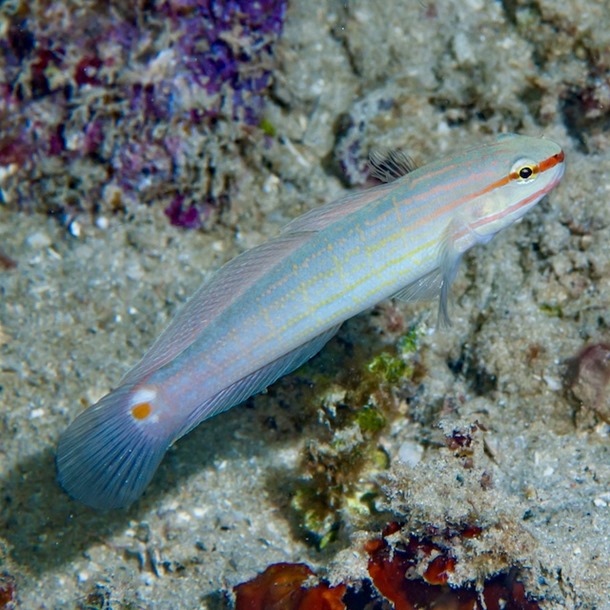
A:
0 0 287 228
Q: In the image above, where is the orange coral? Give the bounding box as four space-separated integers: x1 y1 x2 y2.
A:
366 524 542 610
233 523 542 610
234 562 346 610
0 572 17 609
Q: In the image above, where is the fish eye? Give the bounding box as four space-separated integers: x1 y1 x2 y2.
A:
510 158 539 183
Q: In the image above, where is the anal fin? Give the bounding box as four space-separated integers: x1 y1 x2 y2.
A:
176 324 342 438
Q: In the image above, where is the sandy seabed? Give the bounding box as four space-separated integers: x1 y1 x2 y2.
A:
1 1 609 608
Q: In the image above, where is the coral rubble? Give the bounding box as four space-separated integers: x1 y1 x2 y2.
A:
0 1 287 228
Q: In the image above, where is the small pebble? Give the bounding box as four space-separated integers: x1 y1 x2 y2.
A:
26 231 52 249
95 216 110 230
30 408 45 419
398 440 424 467
69 220 82 238
543 374 562 391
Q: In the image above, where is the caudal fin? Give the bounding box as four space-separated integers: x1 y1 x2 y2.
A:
56 384 171 510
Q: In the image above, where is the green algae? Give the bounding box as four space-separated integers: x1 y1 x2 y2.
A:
367 351 408 384
288 326 424 549
539 303 563 318
259 117 277 137
356 406 387 433
398 325 421 355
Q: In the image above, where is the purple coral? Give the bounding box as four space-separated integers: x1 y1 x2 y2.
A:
0 0 288 228
166 0 287 123
565 343 610 422
164 193 211 229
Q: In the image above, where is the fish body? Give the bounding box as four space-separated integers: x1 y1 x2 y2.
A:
56 134 565 509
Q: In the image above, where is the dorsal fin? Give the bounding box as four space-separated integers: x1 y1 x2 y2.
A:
121 231 314 385
282 181 395 234
369 149 417 183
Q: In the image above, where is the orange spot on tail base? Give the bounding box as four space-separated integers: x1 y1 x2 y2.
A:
132 402 152 420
